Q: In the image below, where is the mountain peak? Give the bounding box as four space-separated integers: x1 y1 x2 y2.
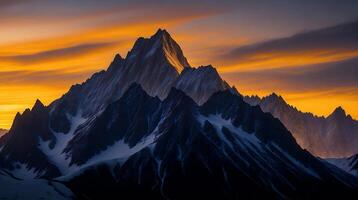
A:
196 65 216 72
126 29 190 73
269 92 279 98
153 28 171 39
329 106 347 118
265 92 286 104
107 53 124 73
175 64 230 105
31 99 45 112
113 53 123 62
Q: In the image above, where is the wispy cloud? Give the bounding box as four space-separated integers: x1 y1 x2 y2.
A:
0 69 94 87
221 56 358 119
223 57 358 94
0 42 119 64
217 20 358 71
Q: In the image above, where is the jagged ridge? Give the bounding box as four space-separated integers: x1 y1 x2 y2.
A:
244 93 358 157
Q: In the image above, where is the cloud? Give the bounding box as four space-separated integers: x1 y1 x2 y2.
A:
0 0 234 21
222 57 358 94
0 0 234 52
217 20 358 70
0 69 94 87
0 42 119 64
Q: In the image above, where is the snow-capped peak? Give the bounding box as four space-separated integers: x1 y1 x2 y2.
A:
263 92 286 105
126 28 190 73
174 65 230 105
152 28 171 40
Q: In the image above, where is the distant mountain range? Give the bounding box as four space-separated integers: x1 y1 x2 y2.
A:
244 94 358 158
0 29 358 199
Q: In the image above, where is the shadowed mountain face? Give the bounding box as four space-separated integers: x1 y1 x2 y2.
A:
0 29 358 199
244 94 358 158
60 84 358 199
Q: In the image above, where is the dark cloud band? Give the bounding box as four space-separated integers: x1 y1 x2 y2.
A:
0 69 94 86
220 20 358 65
223 57 358 93
0 42 119 64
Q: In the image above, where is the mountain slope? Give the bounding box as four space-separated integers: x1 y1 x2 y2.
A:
58 84 358 199
244 93 358 158
0 100 61 178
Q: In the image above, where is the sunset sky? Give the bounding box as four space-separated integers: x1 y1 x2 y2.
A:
1 0 358 129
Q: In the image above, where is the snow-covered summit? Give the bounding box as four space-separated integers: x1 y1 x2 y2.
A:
126 28 190 73
175 65 230 105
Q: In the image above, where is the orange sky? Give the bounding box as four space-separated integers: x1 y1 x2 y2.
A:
1 1 358 129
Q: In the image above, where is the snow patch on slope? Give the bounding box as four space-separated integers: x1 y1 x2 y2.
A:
9 162 44 179
38 112 87 174
85 133 158 167
82 117 166 167
58 118 165 181
197 114 321 180
197 114 262 149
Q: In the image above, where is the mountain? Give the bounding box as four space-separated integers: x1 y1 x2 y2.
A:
0 29 230 177
48 29 230 134
0 29 358 199
244 94 358 158
57 84 357 199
